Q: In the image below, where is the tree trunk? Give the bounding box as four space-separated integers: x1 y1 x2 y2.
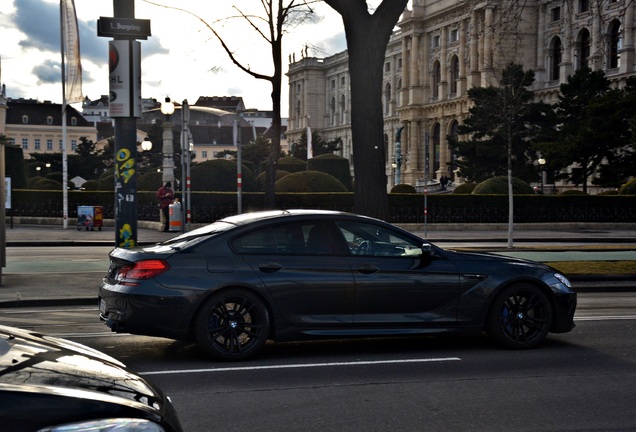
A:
265 24 283 208
324 0 408 220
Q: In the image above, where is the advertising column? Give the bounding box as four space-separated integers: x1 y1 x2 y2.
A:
109 39 141 248
98 0 150 248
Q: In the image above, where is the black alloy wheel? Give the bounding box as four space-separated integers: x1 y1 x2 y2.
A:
194 289 270 361
486 283 553 349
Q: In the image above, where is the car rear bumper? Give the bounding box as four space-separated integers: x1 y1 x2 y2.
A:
98 279 199 341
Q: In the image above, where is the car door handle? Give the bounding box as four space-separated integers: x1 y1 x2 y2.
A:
259 262 283 273
357 265 379 274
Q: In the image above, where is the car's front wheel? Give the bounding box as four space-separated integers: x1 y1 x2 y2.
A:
486 283 553 349
194 289 270 361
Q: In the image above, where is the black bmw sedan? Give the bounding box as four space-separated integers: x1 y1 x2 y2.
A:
99 210 577 361
0 324 182 431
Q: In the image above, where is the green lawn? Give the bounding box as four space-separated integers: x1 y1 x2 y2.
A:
546 260 636 275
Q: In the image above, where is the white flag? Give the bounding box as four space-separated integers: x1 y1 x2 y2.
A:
61 0 83 104
307 126 313 159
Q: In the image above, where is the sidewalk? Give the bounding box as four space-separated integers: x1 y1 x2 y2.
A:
1 222 635 308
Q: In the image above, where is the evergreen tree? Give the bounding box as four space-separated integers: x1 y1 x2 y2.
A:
542 68 628 192
451 63 555 183
290 130 342 160
595 76 636 187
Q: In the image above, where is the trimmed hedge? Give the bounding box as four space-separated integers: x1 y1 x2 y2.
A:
274 156 306 173
275 171 348 192
8 189 636 224
391 184 417 193
307 154 353 191
190 159 257 192
473 176 534 195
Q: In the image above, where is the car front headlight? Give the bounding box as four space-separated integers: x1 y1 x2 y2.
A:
38 418 165 432
554 272 572 289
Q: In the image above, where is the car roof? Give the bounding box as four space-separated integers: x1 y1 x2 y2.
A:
218 209 366 226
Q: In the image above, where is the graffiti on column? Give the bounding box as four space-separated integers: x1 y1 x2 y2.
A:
115 147 136 248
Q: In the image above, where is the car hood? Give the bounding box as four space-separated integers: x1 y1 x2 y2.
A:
0 324 164 414
442 248 552 270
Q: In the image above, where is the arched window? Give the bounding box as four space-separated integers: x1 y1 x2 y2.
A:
432 123 441 174
432 61 441 100
449 56 459 95
71 117 77 126
551 37 562 81
396 79 402 107
608 20 622 69
340 94 346 124
46 116 54 125
384 82 391 115
448 121 459 179
578 29 591 70
330 97 336 125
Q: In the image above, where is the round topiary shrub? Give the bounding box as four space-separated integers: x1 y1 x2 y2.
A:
274 156 306 174
598 189 619 195
307 154 353 191
99 175 115 190
82 180 102 190
190 159 257 192
559 189 588 195
100 167 116 179
27 176 46 189
32 178 63 190
390 183 417 193
275 170 348 192
619 178 636 195
472 176 534 194
453 182 477 194
47 172 63 184
256 170 290 191
138 172 163 191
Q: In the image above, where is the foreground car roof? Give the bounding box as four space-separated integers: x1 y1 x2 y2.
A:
0 324 182 431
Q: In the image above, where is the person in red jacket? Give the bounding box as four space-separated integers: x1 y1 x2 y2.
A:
156 181 174 232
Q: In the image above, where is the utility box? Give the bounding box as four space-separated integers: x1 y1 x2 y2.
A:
77 206 103 231
168 201 182 232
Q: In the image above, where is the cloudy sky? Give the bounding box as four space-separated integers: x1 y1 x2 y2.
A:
0 0 376 114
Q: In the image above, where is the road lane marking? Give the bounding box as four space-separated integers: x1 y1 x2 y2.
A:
139 357 462 376
575 315 636 321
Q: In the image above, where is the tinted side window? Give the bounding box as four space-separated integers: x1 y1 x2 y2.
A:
232 228 276 254
271 222 334 255
233 222 336 255
335 221 422 257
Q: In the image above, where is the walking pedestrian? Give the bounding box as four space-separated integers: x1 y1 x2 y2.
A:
156 181 174 232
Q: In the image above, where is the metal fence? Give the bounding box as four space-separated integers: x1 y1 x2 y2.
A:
7 200 636 224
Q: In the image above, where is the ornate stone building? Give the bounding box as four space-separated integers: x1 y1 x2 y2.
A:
287 0 635 190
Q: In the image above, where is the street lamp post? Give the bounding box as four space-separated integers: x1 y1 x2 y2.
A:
180 99 192 231
161 97 175 187
538 157 546 194
141 137 152 152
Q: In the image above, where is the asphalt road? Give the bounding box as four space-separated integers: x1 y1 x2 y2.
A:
1 295 635 432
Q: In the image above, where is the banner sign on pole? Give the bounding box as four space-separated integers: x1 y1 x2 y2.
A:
108 40 142 118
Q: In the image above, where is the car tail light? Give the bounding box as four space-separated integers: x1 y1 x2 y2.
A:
115 260 169 284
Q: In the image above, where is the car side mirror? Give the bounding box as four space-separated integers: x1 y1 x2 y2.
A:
421 243 434 257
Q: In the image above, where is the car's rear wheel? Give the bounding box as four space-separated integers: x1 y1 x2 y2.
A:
194 289 270 361
486 283 553 349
